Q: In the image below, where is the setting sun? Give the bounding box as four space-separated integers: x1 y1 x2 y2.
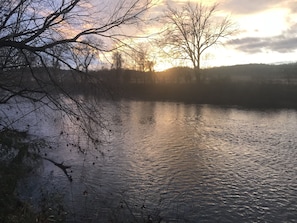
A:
154 63 172 72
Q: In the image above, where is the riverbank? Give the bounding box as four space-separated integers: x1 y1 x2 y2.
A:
117 82 297 108
0 128 66 223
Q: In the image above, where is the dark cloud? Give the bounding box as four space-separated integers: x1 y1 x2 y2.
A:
228 37 265 53
228 24 297 53
222 0 293 14
270 37 297 52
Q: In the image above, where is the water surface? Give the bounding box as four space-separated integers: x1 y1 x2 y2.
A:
16 100 297 222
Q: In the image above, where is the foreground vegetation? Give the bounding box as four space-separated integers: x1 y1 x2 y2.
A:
0 128 67 223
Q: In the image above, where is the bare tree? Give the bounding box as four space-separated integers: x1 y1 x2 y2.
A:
0 0 153 119
136 47 147 72
130 43 155 72
71 38 98 74
0 0 154 181
112 51 123 71
161 2 236 81
146 60 155 72
0 1 157 220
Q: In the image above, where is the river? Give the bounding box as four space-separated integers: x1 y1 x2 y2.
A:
14 100 297 222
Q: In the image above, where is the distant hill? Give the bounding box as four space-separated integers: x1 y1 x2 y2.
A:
159 63 297 84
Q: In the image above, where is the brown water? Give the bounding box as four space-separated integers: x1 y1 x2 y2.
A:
13 100 297 222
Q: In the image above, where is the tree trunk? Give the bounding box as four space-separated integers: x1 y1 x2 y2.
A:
194 66 200 83
194 55 201 83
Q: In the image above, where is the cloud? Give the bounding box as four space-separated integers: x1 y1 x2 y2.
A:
288 1 297 14
270 37 297 52
228 23 297 53
227 37 264 53
222 0 294 14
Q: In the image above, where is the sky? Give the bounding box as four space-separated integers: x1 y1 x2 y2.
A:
139 0 297 70
216 0 297 67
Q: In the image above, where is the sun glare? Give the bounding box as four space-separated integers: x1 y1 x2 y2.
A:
154 61 174 72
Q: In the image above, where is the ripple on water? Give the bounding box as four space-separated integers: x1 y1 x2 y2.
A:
17 101 297 222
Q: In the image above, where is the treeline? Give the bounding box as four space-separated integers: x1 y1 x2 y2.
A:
6 62 297 86
106 63 297 107
90 63 297 85
2 63 297 107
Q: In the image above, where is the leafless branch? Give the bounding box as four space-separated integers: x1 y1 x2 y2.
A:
0 0 154 143
159 1 237 80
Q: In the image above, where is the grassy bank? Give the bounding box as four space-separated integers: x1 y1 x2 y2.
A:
118 82 297 108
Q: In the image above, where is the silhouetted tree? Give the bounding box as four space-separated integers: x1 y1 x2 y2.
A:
135 47 147 72
0 0 153 116
146 60 155 72
112 51 123 71
131 44 155 72
161 2 235 81
0 0 154 182
71 37 100 78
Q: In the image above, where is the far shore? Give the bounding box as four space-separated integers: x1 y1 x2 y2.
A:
115 82 297 109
